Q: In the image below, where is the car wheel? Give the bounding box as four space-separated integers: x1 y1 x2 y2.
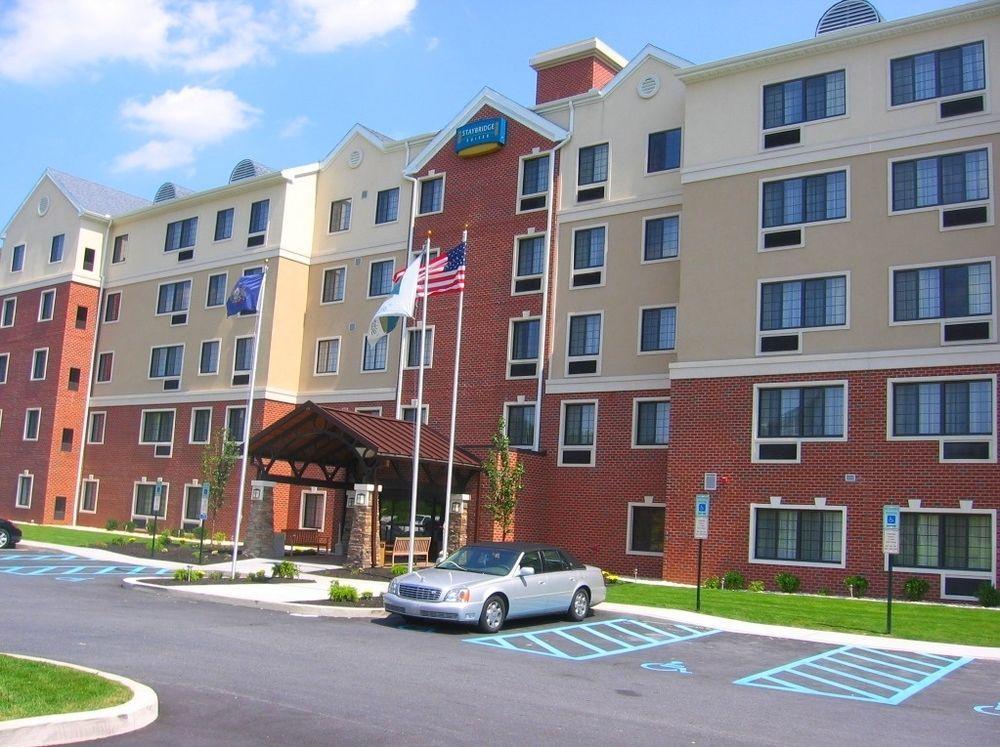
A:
477 595 506 634
0 528 10 549
568 588 590 622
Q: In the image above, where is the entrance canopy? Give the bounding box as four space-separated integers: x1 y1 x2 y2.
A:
248 401 481 490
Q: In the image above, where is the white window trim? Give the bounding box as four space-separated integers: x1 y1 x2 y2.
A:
751 379 850 464
626 500 666 556
748 502 848 569
507 316 541 380
565 310 604 377
355 407 382 416
640 213 681 265
15 473 33 509
570 223 608 290
248 199 270 244
643 128 683 177
299 489 327 531
213 208 235 244
103 291 122 324
758 165 852 252
887 257 996 340
631 397 670 450
205 272 229 309
197 339 222 376
225 405 248 444
0 352 8 384
756 70 851 153
558 399 598 467
87 411 106 445
503 400 537 449
403 326 434 370
885 36 991 112
636 304 678 356
189 407 213 445
132 480 169 520
756 271 852 355
373 187 401 226
1 298 17 328
48 235 65 265
510 231 546 296
38 288 56 322
401 404 429 425
181 482 205 526
576 141 611 190
515 151 551 214
23 408 41 441
886 143 995 231
885 373 997 463
112 234 128 264
29 348 48 382
147 343 185 381
314 336 342 376
138 408 176 446
328 198 353 235
96 351 114 384
360 336 389 374
416 173 446 217
154 278 193 318
80 478 100 514
320 266 347 305
367 257 396 299
232 336 254 376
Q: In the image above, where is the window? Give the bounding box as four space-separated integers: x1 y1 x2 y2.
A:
763 171 847 227
133 483 166 518
628 504 664 554
75 305 88 329
149 345 183 378
362 336 388 372
112 234 128 263
190 408 212 444
82 247 95 272
572 226 605 287
234 337 254 373
891 42 985 105
103 292 121 323
81 479 99 513
893 262 992 322
38 289 55 322
23 408 40 440
578 143 609 186
156 280 191 315
639 307 676 352
321 267 346 303
405 327 433 368
505 404 535 447
892 379 993 437
68 367 80 390
0 353 7 384
418 176 444 215
16 474 32 508
368 259 394 297
329 199 351 232
227 406 247 443
1 298 15 327
647 129 682 172
199 340 220 375
509 318 540 378
753 507 844 564
560 401 597 466
87 411 106 444
761 275 847 330
248 199 269 246
184 486 202 524
49 234 65 263
567 313 601 375
164 217 198 251
96 352 113 383
355 407 382 416
375 188 400 224
643 216 679 262
891 149 989 211
30 349 47 381
520 154 549 211
10 244 26 273
898 511 992 571
301 491 325 530
513 235 545 294
316 338 340 375
215 208 234 241
401 405 429 424
764 70 845 129
634 400 670 447
140 410 174 444
758 385 845 438
206 273 228 308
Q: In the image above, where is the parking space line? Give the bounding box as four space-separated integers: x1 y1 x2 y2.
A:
551 628 606 654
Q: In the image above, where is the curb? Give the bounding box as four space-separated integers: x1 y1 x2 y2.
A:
600 602 1000 661
122 577 389 619
20 540 190 569
0 654 157 746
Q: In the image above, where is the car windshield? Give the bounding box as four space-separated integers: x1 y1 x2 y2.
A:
437 546 520 576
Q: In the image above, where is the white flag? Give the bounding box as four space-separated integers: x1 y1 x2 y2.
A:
366 257 422 343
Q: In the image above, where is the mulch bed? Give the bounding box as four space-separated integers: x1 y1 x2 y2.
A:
89 540 243 565
295 596 385 609
310 566 415 582
143 577 311 587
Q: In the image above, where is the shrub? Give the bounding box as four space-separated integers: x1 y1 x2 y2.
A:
722 570 746 590
903 578 931 602
977 582 1000 608
92 541 108 549
173 567 205 582
602 570 621 585
248 570 268 583
748 580 765 593
775 572 801 593
703 576 721 590
109 536 129 548
271 560 300 579
105 519 119 531
817 587 830 596
844 575 869 597
146 523 157 536
208 571 225 582
123 521 136 533
391 564 408 577
212 531 227 546
170 528 184 538
158 531 172 547
329 581 359 603
192 526 207 540
360 591 374 600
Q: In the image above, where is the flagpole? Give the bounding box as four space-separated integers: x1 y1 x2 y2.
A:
407 235 431 573
439 228 467 560
230 261 269 579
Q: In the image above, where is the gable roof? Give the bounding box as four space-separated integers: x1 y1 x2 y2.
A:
599 44 693 97
319 123 401 169
46 169 150 217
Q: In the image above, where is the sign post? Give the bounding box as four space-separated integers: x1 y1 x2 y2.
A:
694 494 710 611
883 505 900 634
198 484 210 565
150 478 163 558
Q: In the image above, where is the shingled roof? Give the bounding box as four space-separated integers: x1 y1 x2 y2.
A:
47 168 150 217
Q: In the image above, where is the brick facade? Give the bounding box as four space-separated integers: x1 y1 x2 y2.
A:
535 56 620 105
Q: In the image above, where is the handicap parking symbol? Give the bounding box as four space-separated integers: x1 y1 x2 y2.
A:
642 660 692 674
974 701 1000 716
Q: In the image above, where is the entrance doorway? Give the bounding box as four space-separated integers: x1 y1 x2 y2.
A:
379 487 446 560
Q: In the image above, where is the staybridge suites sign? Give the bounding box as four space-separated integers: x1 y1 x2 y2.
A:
455 117 507 157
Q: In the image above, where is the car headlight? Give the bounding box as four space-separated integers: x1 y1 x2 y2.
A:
388 579 399 595
443 587 470 602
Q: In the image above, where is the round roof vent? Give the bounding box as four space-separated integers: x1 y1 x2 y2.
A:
37 195 50 216
154 182 178 203
637 74 661 99
229 158 274 183
816 0 882 36
348 149 364 169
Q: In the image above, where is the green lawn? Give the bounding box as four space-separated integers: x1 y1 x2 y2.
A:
606 582 1000 647
0 655 131 721
18 524 136 548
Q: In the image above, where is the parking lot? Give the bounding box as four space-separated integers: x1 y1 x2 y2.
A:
0 548 174 582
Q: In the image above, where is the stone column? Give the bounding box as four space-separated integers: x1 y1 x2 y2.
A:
447 493 471 556
245 480 280 558
345 483 375 569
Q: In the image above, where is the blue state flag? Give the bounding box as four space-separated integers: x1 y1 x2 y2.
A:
226 273 263 316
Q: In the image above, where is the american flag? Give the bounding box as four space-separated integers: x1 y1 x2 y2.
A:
395 241 466 297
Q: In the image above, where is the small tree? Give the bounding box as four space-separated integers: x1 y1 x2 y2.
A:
482 418 524 541
201 427 240 538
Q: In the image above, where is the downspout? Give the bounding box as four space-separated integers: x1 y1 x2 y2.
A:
71 216 112 526
395 141 420 419
532 100 574 451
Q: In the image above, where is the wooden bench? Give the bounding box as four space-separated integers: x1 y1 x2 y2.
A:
386 536 432 566
284 529 329 554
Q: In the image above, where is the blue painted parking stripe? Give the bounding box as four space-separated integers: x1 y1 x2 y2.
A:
584 625 636 650
853 648 940 669
804 663 901 692
838 650 934 676
785 666 889 700
883 656 973 705
28 566 57 575
604 621 657 643
626 619 681 638
551 628 607 654
824 657 915 684
522 633 572 659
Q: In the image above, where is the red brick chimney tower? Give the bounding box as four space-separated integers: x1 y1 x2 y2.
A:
530 38 627 105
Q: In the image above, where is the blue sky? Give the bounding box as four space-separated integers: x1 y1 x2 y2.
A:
0 0 963 224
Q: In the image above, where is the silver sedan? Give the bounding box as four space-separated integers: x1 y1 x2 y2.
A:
384 542 607 633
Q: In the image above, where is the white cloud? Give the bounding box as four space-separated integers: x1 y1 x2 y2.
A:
279 115 312 139
287 0 416 52
114 86 259 172
426 36 440 52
